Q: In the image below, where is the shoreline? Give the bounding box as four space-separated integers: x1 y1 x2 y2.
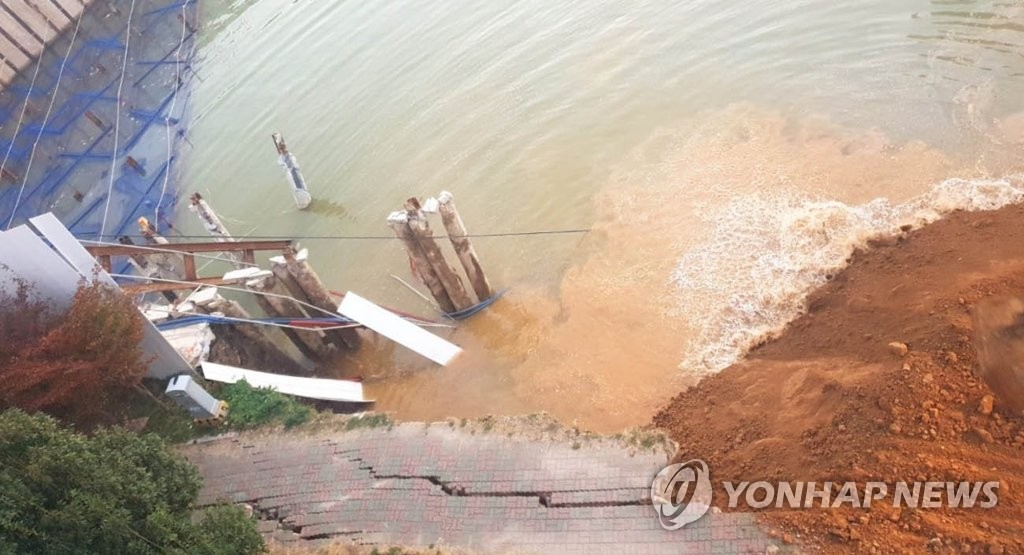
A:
654 202 1024 552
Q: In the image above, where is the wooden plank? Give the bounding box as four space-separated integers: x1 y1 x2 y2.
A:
84 239 293 257
1 0 56 41
182 254 196 280
122 270 270 294
121 276 234 295
0 6 42 58
0 59 16 85
48 0 81 19
338 291 462 365
0 29 31 69
23 0 68 29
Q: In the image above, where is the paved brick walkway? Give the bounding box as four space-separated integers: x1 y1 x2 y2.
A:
180 424 774 554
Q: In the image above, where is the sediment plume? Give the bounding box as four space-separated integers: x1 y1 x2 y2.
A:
366 105 1024 433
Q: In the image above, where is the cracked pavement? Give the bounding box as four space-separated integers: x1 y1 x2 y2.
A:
180 423 772 553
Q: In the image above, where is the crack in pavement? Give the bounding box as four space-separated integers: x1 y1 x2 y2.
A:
350 455 651 509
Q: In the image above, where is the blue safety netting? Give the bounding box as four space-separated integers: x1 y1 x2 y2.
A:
0 0 199 275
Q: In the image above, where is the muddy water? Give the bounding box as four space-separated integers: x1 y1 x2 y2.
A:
182 1 1024 432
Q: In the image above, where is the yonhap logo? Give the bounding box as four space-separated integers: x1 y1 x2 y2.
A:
650 457 999 531
650 459 713 530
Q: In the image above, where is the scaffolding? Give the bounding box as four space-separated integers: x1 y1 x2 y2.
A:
0 0 198 276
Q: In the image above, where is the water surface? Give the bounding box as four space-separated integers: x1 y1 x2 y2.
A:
181 0 1024 431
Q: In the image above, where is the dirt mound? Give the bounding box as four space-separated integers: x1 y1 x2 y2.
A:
654 205 1024 553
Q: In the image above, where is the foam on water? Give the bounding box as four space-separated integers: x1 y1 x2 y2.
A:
674 173 1024 374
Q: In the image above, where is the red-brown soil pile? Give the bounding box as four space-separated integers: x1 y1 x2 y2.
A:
654 205 1024 554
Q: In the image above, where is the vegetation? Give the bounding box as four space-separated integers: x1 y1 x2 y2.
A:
122 389 202 443
342 412 392 431
0 409 264 554
221 380 312 430
0 281 148 428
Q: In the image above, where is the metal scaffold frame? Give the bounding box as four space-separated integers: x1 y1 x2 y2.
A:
0 0 199 277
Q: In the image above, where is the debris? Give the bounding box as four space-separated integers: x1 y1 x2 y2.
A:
165 375 226 420
272 132 312 209
201 362 370 403
160 321 215 368
979 395 995 416
888 342 909 357
338 291 461 366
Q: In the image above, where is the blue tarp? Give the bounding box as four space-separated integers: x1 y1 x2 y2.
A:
0 0 199 275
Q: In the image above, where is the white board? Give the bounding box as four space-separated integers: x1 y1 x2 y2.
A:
338 291 461 365
223 267 271 281
201 362 369 403
0 225 80 307
27 213 194 380
29 212 105 276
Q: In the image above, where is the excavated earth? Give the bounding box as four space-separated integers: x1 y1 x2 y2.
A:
654 204 1024 554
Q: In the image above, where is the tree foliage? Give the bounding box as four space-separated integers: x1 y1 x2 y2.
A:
0 281 148 426
0 409 265 554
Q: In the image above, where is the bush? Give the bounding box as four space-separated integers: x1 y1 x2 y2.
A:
221 380 311 430
0 409 264 554
194 504 267 555
0 281 148 427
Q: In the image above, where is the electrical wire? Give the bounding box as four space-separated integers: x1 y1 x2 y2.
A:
107 272 455 328
99 0 140 238
83 228 592 241
153 0 191 232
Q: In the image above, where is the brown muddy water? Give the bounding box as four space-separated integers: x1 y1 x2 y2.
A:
180 0 1024 432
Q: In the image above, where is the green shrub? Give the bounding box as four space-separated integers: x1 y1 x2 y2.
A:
221 380 311 430
193 504 267 555
0 409 264 554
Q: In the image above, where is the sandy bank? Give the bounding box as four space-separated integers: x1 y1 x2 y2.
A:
655 204 1024 553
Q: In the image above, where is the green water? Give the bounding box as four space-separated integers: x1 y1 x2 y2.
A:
178 0 1024 429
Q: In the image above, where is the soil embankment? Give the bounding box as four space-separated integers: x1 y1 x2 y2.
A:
655 204 1024 553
